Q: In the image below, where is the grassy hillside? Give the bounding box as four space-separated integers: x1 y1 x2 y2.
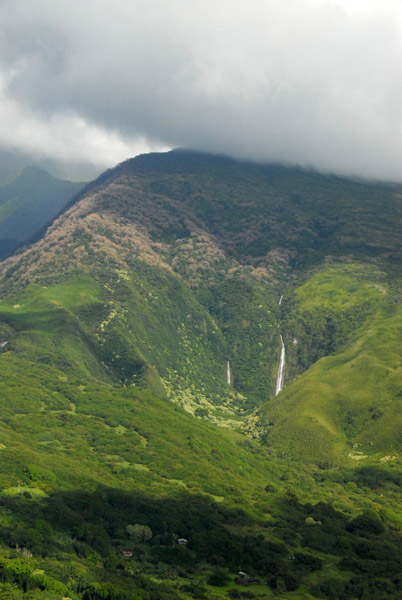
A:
258 262 402 464
0 151 401 598
0 353 271 501
0 271 251 425
2 352 402 599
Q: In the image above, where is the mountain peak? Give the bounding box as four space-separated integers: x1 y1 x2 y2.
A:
0 165 85 258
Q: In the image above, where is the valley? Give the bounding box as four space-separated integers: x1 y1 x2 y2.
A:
0 150 401 599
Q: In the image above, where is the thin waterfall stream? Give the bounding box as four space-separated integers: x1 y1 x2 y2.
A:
275 335 286 395
226 360 232 386
275 295 286 396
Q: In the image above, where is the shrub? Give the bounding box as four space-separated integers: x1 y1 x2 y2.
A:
207 567 230 586
347 511 385 535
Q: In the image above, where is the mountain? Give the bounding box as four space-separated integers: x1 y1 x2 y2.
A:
0 148 103 185
0 166 85 258
0 150 401 598
0 150 28 186
1 151 400 427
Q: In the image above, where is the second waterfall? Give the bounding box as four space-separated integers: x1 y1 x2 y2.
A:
275 335 286 396
226 360 232 386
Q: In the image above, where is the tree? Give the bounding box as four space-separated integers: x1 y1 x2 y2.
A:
207 567 230 586
126 524 153 542
275 578 287 595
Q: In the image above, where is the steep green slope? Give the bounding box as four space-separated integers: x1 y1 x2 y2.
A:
2 151 400 415
0 151 401 598
0 166 84 258
0 272 248 424
258 262 402 464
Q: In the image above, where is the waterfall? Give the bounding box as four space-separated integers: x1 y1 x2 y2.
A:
279 295 283 306
275 335 286 396
226 360 232 386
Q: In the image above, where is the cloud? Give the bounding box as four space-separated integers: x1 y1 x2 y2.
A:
1 0 402 180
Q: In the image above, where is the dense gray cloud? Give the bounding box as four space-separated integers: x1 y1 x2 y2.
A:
1 0 402 180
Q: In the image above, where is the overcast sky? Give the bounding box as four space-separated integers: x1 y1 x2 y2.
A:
1 0 402 181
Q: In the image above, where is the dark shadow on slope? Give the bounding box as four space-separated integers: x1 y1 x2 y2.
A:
1 486 402 598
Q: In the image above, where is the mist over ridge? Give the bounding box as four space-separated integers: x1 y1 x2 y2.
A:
1 0 402 181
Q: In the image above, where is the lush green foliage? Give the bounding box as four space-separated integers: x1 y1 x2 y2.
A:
259 262 402 464
0 150 401 598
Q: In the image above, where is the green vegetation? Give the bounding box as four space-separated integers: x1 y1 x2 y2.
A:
0 150 401 598
259 262 402 464
2 152 401 416
204 271 278 405
0 271 245 422
1 352 402 598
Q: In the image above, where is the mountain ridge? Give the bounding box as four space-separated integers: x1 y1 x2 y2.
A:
0 150 402 598
11 150 402 267
0 150 400 453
